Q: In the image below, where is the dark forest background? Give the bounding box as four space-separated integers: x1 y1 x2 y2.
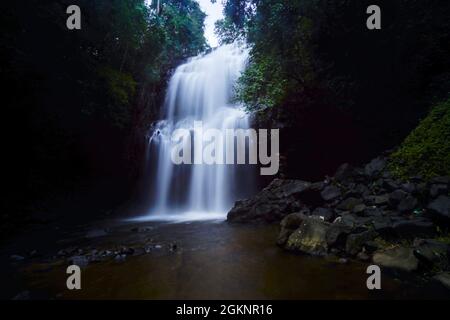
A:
1 0 207 229
1 0 449 231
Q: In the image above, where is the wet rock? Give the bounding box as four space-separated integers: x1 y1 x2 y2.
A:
364 194 389 206
114 254 127 262
346 184 370 198
363 240 380 253
430 176 450 185
392 218 436 238
382 179 400 191
357 251 370 261
364 207 384 217
427 195 450 222
310 181 325 191
326 222 353 248
68 255 89 268
337 197 363 211
345 230 377 256
397 195 418 213
277 212 307 246
433 273 450 290
430 184 448 198
132 248 146 256
285 217 330 256
227 179 311 222
373 247 419 272
413 239 449 270
320 185 341 201
280 212 307 229
389 189 408 206
372 217 393 235
401 182 417 194
311 207 334 222
353 204 366 215
364 157 386 177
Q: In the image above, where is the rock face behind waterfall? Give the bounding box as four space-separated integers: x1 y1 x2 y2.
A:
227 155 450 286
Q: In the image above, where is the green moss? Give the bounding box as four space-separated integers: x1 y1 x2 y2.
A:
389 98 450 180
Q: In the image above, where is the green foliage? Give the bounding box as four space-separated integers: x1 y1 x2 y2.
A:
236 56 287 111
389 99 450 180
97 66 137 128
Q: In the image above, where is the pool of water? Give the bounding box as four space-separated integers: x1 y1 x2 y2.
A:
6 220 447 299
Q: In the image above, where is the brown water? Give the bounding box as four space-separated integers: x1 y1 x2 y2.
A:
9 220 447 299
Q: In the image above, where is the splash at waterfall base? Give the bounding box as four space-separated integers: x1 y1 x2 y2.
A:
170 121 279 176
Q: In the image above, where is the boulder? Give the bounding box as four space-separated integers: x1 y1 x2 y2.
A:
345 230 378 256
433 273 450 290
397 195 418 213
430 176 450 185
372 246 419 272
427 195 450 222
413 239 449 270
326 222 353 248
389 189 408 206
277 212 307 246
311 207 334 222
372 217 394 235
364 157 386 177
392 218 436 238
337 197 363 211
345 184 370 198
401 182 417 194
430 184 448 198
320 185 341 201
285 217 330 256
364 194 389 206
227 179 311 223
353 204 366 215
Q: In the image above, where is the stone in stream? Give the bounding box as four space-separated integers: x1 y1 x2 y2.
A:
372 247 419 272
285 217 330 256
433 273 450 290
325 222 353 248
413 239 450 270
345 230 377 256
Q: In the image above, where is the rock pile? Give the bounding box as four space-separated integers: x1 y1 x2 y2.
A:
227 156 450 288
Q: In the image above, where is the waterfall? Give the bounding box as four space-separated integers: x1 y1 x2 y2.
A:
137 43 256 221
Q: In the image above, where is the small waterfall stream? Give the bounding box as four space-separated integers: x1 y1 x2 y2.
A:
138 43 256 221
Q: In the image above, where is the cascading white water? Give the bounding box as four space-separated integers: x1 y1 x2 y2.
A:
139 43 255 221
